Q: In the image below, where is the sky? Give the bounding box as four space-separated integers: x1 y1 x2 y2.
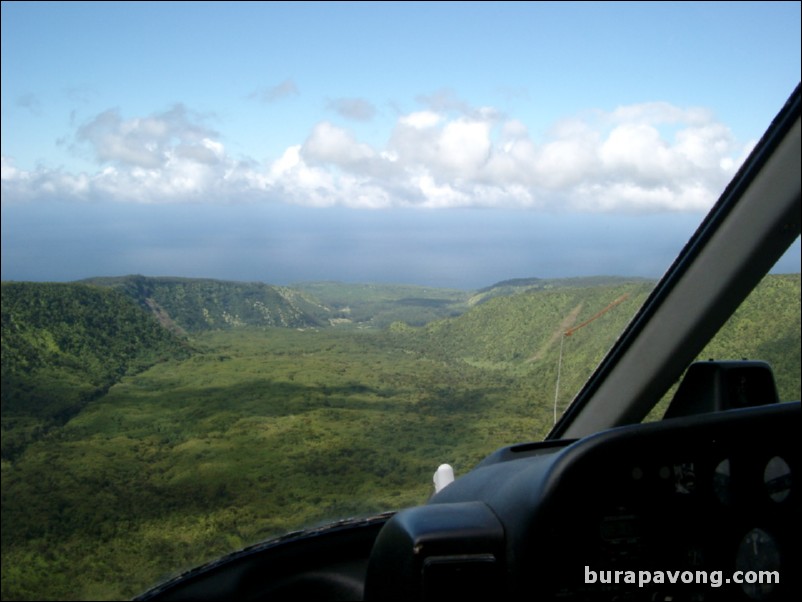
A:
2 1 800 289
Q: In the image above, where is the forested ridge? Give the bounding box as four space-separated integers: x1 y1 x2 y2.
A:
1 273 799 600
80 275 327 332
1 282 191 460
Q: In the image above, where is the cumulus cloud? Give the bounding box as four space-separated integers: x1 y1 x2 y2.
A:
262 99 742 211
3 105 249 204
2 99 748 212
1 156 92 202
301 122 375 168
398 111 441 129
76 104 220 168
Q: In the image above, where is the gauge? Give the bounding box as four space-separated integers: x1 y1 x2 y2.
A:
763 456 791 503
735 528 781 601
673 462 696 494
713 459 732 505
598 508 643 561
599 513 640 545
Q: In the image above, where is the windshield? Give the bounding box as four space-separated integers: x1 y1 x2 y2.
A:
1 2 800 600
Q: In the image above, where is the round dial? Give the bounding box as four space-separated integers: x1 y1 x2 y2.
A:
763 456 791 503
735 528 780 600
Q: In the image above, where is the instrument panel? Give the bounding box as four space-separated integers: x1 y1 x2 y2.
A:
538 426 797 600
366 402 799 601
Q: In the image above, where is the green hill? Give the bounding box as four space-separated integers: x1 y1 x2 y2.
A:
1 282 190 459
80 275 327 332
469 275 653 306
395 274 800 406
694 272 800 402
79 275 658 332
419 281 651 363
391 281 657 417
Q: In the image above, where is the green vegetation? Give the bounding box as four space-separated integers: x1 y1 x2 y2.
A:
469 275 653 306
697 273 801 400
1 282 190 460
81 275 327 332
648 272 802 418
291 281 470 328
1 274 798 600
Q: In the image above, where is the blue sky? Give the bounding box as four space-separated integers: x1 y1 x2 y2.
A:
2 1 800 289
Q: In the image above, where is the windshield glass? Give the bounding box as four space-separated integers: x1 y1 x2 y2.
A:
1 2 800 600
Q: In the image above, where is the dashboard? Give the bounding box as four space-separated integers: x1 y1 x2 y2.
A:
365 401 799 601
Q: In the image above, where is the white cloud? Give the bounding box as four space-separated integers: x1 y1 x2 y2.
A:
1 157 92 202
437 119 492 177
265 100 742 211
398 111 441 129
411 172 467 208
301 122 375 168
600 123 675 180
1 156 21 181
76 104 219 169
2 99 747 213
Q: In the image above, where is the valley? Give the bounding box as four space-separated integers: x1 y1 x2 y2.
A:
1 274 799 600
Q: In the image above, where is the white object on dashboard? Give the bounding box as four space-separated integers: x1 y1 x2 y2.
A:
433 463 455 493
